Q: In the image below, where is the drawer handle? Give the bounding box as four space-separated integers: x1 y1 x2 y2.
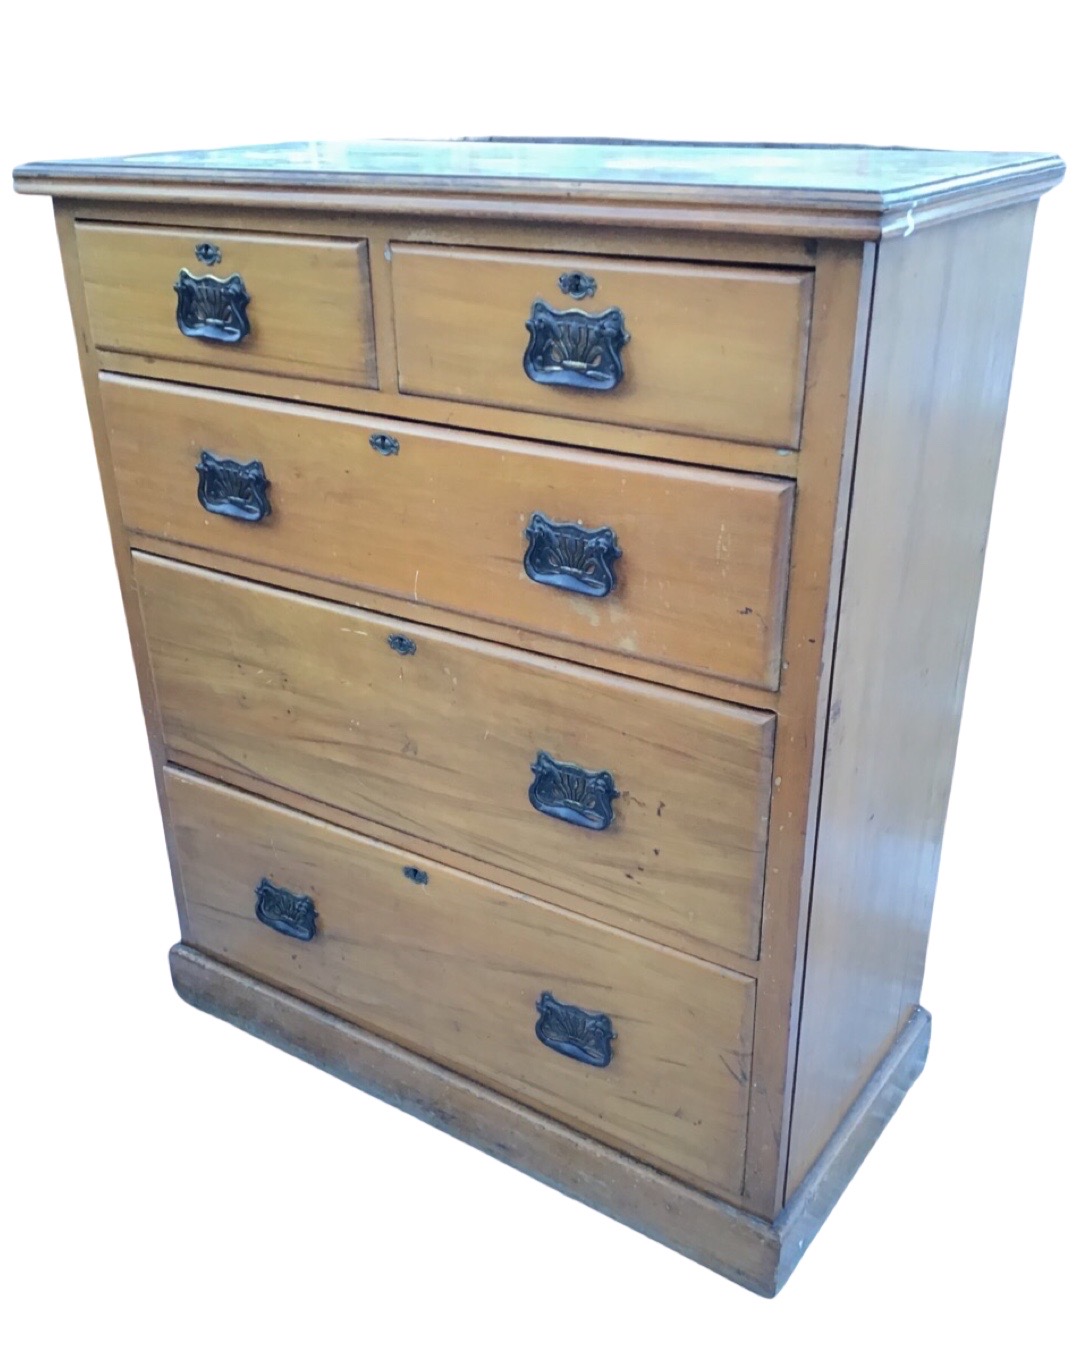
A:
529 751 619 831
194 242 222 265
255 878 317 942
535 991 615 1067
524 512 621 598
174 268 252 343
196 450 271 522
523 300 629 391
558 271 597 300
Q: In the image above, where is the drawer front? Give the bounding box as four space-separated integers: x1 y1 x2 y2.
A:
75 222 376 387
104 376 794 691
167 768 756 1197
391 244 813 447
136 555 775 963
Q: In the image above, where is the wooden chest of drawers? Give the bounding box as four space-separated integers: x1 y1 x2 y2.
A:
14 139 1063 1295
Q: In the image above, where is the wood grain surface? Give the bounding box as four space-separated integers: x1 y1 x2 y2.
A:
103 374 794 692
785 203 1039 1194
75 221 376 387
168 768 757 1197
136 554 776 963
391 244 812 446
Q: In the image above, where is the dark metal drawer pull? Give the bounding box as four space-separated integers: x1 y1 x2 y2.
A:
529 751 619 831
524 512 621 598
558 271 597 300
196 450 271 522
387 634 416 655
255 878 317 942
535 991 615 1067
402 866 428 885
523 300 629 391
195 242 221 265
370 433 399 456
174 268 251 343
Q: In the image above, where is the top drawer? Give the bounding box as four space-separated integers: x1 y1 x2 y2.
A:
75 222 377 388
391 245 813 448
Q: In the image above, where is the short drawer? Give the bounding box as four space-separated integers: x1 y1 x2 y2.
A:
75 222 376 387
167 767 756 1197
104 375 793 691
391 244 813 448
136 555 775 963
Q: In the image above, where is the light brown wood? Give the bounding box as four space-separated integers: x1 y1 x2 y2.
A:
785 203 1039 1196
128 530 785 711
170 941 931 1296
167 768 756 1197
18 144 1061 1294
17 141 1064 240
136 554 776 964
740 240 877 1218
154 752 763 979
75 221 377 388
391 244 813 447
56 196 822 263
102 374 794 693
96 347 798 478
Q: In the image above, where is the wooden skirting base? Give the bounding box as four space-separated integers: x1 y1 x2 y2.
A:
169 943 931 1297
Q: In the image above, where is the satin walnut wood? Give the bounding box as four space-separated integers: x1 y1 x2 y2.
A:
135 552 776 965
102 374 794 693
167 767 757 1199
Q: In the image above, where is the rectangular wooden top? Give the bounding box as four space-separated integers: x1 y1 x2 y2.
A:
13 139 1064 239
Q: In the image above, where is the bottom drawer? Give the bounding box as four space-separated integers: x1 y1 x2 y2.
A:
167 768 756 1198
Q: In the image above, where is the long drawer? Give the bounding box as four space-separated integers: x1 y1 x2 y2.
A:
104 375 794 692
167 767 756 1197
391 243 813 447
76 222 377 387
136 554 775 963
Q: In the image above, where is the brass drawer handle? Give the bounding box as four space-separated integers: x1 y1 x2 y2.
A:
524 512 621 598
529 751 619 831
255 878 317 941
535 991 616 1067
174 268 251 343
523 300 629 391
196 450 271 522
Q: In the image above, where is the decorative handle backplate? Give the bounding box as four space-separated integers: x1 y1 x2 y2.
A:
196 450 271 522
255 878 317 941
535 991 615 1067
175 268 251 343
523 301 629 391
529 751 619 831
524 512 621 598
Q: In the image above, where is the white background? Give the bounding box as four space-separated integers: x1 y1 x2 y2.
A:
2 5 1076 1344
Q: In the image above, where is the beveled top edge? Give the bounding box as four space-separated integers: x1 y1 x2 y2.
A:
12 140 1065 239
13 138 1065 197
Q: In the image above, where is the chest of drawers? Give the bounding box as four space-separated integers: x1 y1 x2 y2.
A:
14 139 1063 1295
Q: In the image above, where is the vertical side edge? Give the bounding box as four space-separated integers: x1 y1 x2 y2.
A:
786 203 1039 1196
740 239 877 1218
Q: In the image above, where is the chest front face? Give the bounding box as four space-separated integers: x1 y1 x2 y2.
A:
16 139 1059 1296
